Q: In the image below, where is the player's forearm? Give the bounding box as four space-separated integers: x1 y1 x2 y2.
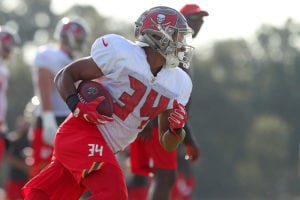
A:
54 68 77 101
54 57 104 101
37 69 54 111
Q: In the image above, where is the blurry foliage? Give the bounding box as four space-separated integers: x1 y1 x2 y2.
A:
237 115 290 198
190 19 300 199
1 0 300 199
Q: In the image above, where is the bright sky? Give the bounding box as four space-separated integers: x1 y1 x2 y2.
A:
51 0 299 46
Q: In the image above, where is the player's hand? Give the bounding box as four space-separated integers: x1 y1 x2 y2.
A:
168 100 187 136
42 111 58 145
185 144 200 162
73 97 113 125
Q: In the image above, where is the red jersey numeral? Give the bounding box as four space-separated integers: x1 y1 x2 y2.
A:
113 76 146 120
113 75 170 127
138 89 169 128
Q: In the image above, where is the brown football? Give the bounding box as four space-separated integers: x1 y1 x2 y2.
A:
77 80 113 117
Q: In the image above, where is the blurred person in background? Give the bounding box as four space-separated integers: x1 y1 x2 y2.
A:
171 4 209 200
29 17 88 177
4 114 31 200
127 4 208 200
0 26 18 172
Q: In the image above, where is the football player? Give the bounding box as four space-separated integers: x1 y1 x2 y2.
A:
0 27 18 171
128 4 209 200
29 17 88 177
22 6 194 200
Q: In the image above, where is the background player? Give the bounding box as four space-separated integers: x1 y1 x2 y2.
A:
128 4 209 200
29 17 88 177
0 27 18 172
22 6 194 200
4 115 31 200
171 4 209 200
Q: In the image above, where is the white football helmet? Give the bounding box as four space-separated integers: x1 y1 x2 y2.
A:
54 17 88 51
135 6 194 68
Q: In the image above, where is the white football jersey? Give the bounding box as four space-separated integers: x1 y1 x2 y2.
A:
91 34 192 153
32 45 72 117
0 62 9 122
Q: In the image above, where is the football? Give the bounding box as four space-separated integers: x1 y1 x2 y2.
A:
77 80 114 117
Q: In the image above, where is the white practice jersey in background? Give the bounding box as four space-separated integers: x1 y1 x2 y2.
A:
33 45 72 117
0 62 9 122
91 34 192 153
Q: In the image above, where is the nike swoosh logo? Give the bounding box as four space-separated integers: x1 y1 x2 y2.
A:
102 38 108 47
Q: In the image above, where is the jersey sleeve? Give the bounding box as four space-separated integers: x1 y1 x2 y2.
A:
90 35 119 76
